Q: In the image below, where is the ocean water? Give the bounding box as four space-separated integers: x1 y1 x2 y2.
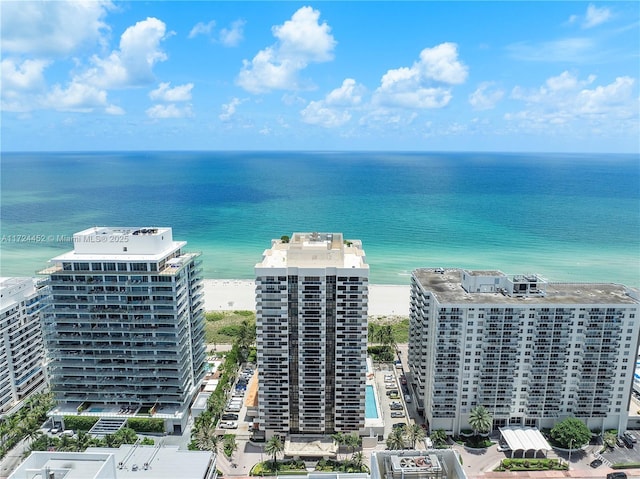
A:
1 151 638 287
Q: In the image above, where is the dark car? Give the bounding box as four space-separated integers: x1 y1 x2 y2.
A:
222 413 238 420
589 459 602 468
392 422 406 429
607 473 627 479
622 436 634 448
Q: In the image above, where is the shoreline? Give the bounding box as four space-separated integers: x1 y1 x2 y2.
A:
203 279 410 316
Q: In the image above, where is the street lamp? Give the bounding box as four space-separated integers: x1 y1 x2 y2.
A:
567 438 574 470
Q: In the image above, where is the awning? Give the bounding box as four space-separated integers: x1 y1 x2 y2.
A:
499 427 552 456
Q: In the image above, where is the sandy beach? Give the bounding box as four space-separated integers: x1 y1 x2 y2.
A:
203 279 410 316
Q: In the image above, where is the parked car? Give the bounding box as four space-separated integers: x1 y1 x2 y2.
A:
390 403 403 410
616 437 625 447
622 436 634 448
404 394 412 403
226 405 241 412
222 413 238 420
220 421 238 429
386 390 399 396
391 411 405 418
392 422 406 429
589 459 603 468
624 431 637 443
607 473 627 479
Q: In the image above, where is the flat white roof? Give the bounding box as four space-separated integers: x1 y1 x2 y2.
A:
499 427 551 453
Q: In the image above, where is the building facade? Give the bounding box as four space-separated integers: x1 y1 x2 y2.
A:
408 268 640 434
255 232 369 437
40 227 205 433
0 277 48 417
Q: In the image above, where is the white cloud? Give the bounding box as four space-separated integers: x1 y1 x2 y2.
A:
237 6 336 93
150 82 193 102
507 72 637 131
372 43 467 110
418 43 468 85
583 4 612 29
81 17 169 89
220 20 245 47
46 81 108 112
105 104 125 115
325 79 365 106
189 21 216 39
146 104 193 119
299 79 365 128
506 38 595 63
469 82 504 110
219 97 245 121
1 1 112 56
1 59 50 91
300 100 351 128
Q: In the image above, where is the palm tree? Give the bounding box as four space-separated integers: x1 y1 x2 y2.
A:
351 451 364 471
468 406 492 437
368 324 377 344
430 429 448 447
386 427 406 450
331 432 345 460
194 422 219 452
223 434 238 460
346 432 361 455
406 424 426 449
264 435 284 472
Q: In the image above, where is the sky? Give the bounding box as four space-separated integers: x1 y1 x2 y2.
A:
1 1 639 153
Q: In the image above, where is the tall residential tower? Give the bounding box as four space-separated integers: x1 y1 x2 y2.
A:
255 233 369 437
40 227 205 433
0 277 48 417
408 268 640 434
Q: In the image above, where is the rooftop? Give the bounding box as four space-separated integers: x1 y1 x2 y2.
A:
46 226 186 261
413 268 640 305
256 232 368 271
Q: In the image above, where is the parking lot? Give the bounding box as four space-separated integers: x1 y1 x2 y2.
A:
602 430 640 466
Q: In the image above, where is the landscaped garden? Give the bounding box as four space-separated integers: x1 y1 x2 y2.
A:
494 458 567 471
250 459 306 475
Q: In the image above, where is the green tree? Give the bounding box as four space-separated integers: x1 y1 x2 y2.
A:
351 451 364 470
468 406 492 436
368 324 377 344
223 434 238 459
346 432 361 455
331 432 345 460
386 427 406 450
264 435 284 471
430 429 448 447
604 431 616 449
406 424 426 449
550 418 592 449
194 422 219 452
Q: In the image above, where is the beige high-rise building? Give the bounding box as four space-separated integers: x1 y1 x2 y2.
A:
255 232 369 437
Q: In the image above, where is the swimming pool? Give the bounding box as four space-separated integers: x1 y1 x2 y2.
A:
365 385 379 419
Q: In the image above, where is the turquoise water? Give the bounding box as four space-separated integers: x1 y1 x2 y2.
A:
365 385 379 419
1 151 638 286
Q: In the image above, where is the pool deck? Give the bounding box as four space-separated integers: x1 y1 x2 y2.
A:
364 357 384 433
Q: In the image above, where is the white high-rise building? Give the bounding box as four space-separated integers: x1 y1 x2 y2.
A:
0 277 48 417
255 232 369 437
40 227 205 433
408 268 640 434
